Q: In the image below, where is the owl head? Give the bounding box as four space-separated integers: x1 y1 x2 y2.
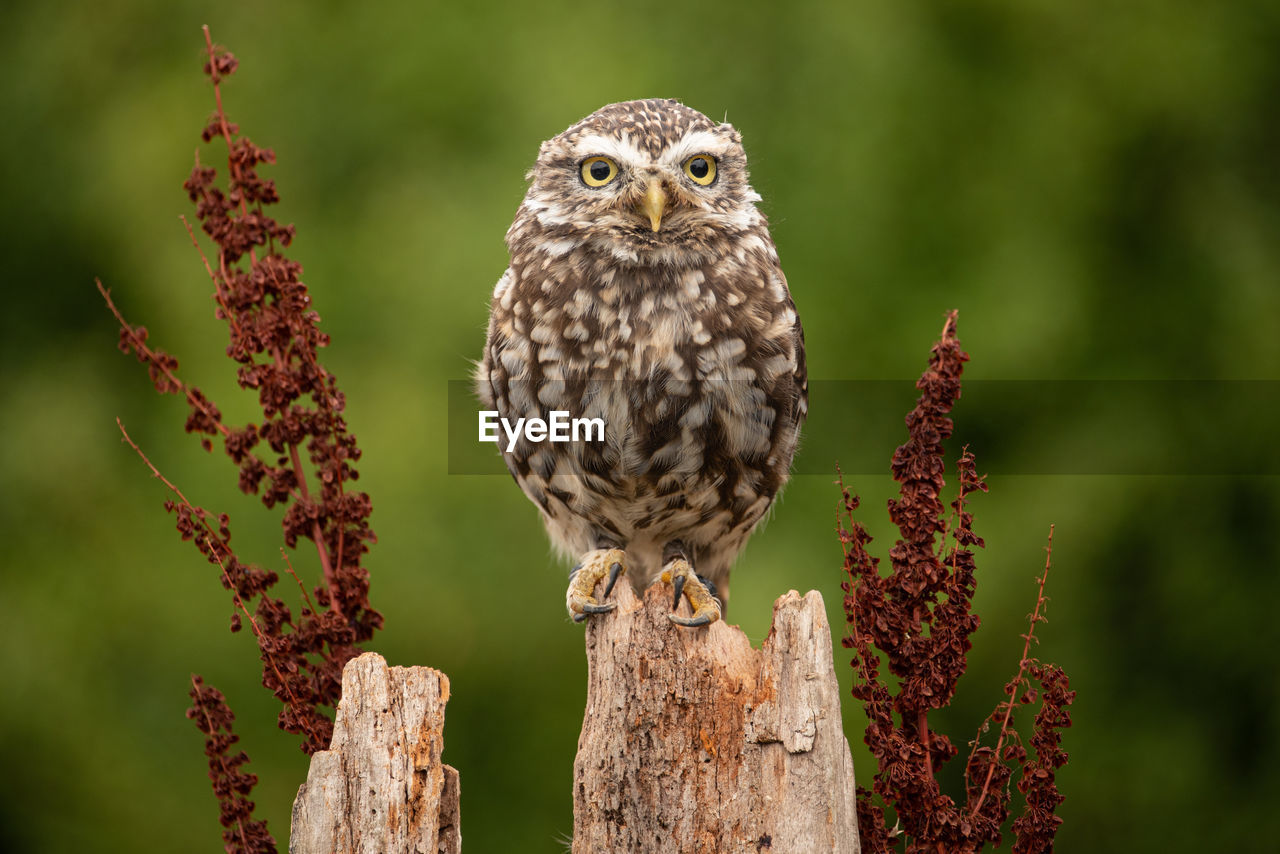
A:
516 99 764 265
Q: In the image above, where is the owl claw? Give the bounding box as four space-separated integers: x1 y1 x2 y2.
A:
567 548 628 622
603 561 624 598
661 558 721 629
670 572 686 611
669 612 715 628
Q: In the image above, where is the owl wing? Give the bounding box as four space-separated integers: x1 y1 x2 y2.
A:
788 295 809 432
475 268 534 488
754 268 807 485
475 269 513 411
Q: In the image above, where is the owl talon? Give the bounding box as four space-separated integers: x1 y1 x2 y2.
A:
603 561 624 598
669 612 715 628
661 558 721 629
566 548 628 622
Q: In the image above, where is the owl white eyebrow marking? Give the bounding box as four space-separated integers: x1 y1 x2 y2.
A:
662 130 733 167
574 133 647 166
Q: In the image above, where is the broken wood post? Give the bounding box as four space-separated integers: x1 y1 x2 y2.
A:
573 581 860 854
290 652 460 854
289 584 859 853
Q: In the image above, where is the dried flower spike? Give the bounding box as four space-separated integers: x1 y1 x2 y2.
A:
103 27 388 851
839 312 1071 852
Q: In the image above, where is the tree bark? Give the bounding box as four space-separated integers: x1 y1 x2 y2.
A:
290 653 460 854
573 581 860 854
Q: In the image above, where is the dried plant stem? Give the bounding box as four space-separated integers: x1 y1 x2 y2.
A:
180 209 253 352
101 282 322 518
283 415 340 601
116 418 328 747
968 524 1055 819
202 25 260 264
98 280 231 438
192 26 349 617
919 710 934 779
190 674 255 853
175 225 336 616
203 27 233 138
116 418 212 529
281 549 320 615
181 214 217 279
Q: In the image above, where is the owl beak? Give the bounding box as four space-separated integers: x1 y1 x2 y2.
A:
638 181 668 232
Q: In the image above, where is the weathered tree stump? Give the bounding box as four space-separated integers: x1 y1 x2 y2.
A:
290 653 460 854
290 585 858 853
574 581 860 854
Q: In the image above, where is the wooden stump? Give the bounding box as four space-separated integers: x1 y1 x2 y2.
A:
573 581 860 854
290 588 858 853
290 653 460 854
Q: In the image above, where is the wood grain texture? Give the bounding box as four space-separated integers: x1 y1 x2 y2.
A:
290 653 460 854
573 581 860 854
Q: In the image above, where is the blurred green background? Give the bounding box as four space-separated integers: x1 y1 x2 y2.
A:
3 1 1277 851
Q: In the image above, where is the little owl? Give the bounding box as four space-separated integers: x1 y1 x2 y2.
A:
476 99 806 627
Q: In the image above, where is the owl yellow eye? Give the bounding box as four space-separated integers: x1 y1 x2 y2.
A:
580 156 619 187
683 155 717 186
